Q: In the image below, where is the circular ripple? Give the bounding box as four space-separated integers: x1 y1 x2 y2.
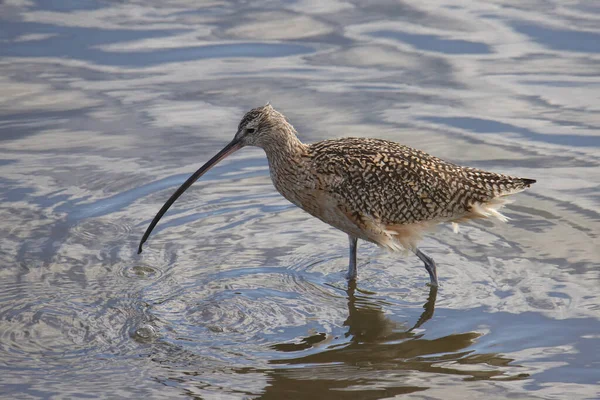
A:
0 280 144 369
117 264 164 280
71 218 133 245
131 323 159 344
149 268 348 361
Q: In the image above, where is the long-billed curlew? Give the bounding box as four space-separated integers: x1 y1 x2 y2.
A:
138 104 536 286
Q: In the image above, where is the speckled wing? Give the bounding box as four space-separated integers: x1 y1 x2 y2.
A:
309 138 459 225
308 137 531 226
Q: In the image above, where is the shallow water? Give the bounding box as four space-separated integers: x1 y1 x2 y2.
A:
1 1 599 399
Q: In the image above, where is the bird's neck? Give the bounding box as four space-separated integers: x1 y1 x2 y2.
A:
262 127 308 169
261 126 311 208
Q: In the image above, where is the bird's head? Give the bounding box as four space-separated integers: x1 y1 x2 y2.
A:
233 103 292 148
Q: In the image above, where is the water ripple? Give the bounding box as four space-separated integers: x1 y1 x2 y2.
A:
1 0 599 398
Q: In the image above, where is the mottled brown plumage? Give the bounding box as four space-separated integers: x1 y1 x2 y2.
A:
139 104 536 287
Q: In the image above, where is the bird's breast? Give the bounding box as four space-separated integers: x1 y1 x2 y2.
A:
268 162 367 239
269 162 314 208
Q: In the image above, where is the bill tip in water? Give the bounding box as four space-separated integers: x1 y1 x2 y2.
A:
137 244 143 254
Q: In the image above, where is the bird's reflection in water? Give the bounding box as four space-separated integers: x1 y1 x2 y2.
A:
263 281 523 399
271 280 438 353
343 280 437 343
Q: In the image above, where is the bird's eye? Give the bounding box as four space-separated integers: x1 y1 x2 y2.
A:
246 128 255 134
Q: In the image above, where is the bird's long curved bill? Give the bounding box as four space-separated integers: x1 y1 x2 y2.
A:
138 139 242 254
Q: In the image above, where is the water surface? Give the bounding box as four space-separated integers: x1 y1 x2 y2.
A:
1 1 599 399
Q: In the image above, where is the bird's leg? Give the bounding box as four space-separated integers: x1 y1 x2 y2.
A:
346 235 358 281
414 248 439 287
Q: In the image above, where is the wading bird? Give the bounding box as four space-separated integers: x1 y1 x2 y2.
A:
138 104 535 286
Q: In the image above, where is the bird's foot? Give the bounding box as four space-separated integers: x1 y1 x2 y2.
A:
346 236 358 281
424 261 439 287
427 279 439 288
415 248 439 287
345 270 357 281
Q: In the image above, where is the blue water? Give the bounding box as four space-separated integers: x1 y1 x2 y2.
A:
1 22 314 66
369 30 491 54
1 1 599 399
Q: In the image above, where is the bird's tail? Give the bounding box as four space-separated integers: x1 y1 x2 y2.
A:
450 175 536 228
496 177 536 197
